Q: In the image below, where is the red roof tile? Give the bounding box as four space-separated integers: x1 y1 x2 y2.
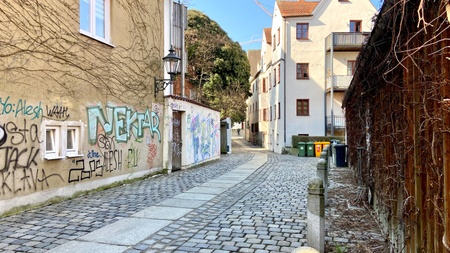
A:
277 0 319 17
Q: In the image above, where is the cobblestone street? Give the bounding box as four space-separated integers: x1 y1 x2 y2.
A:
0 136 386 253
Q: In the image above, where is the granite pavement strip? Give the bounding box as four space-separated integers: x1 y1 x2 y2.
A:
0 137 319 253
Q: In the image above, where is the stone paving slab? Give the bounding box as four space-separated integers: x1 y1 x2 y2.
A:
206 179 240 185
200 182 236 188
185 186 229 195
79 217 171 245
215 175 249 181
156 198 208 209
47 241 127 253
174 193 217 201
132 206 193 220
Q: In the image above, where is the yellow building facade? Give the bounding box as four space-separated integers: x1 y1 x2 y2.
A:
0 0 167 214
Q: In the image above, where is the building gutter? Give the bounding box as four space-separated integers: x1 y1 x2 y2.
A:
180 3 186 97
330 32 334 136
324 35 327 135
283 17 287 145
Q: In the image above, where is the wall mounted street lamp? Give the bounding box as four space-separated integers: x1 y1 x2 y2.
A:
154 46 181 97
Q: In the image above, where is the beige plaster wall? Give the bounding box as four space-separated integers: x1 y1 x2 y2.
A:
0 0 166 214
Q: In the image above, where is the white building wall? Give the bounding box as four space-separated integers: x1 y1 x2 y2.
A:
269 0 376 152
270 7 284 153
246 72 262 144
258 76 269 147
259 28 273 149
325 51 359 118
166 98 221 169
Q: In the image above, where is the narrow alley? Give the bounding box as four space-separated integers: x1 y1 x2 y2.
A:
0 136 315 253
0 136 386 253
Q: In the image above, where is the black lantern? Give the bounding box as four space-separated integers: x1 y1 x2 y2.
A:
154 46 181 97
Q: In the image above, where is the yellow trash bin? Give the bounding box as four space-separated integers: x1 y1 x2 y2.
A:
314 142 322 157
321 141 331 150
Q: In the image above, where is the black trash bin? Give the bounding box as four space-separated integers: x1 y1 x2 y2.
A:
335 144 348 167
329 139 341 158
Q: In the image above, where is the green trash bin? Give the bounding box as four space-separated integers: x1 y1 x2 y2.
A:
306 142 315 157
298 142 306 157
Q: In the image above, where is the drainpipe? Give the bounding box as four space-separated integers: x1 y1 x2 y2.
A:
162 0 173 172
168 1 171 44
166 0 173 86
283 17 287 145
180 1 186 97
169 0 173 59
330 32 334 136
324 35 327 136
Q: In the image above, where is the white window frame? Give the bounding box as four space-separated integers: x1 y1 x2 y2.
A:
79 0 111 45
43 121 84 160
45 126 61 160
66 126 82 157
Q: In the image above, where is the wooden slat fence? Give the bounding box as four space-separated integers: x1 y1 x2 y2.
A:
343 1 450 252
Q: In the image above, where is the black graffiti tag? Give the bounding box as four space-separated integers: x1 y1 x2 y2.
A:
44 105 70 121
0 168 64 195
0 125 6 146
0 146 39 173
3 120 41 145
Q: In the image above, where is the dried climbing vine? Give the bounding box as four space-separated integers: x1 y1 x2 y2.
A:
344 0 450 252
0 0 164 107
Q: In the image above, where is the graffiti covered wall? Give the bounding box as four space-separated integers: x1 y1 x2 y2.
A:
67 104 163 184
0 98 163 204
0 97 64 196
187 112 220 163
168 98 221 168
0 0 165 215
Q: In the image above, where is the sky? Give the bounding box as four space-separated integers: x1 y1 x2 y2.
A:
186 0 384 52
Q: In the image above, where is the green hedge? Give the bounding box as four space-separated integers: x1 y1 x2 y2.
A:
292 135 345 146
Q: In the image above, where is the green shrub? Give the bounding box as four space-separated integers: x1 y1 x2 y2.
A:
292 135 345 145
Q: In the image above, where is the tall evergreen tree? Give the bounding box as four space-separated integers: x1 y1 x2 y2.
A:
185 10 251 123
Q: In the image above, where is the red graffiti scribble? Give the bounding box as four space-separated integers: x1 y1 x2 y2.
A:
147 144 157 165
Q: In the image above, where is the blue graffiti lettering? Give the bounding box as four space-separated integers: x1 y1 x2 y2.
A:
0 96 43 120
87 150 101 159
87 105 161 144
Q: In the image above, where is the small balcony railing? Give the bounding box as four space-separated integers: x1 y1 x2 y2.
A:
327 115 346 129
326 75 352 91
325 32 370 51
